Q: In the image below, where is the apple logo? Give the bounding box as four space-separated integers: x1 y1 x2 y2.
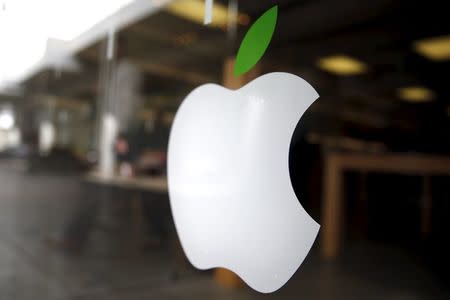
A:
167 72 320 293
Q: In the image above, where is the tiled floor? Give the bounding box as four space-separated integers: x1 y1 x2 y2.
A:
0 166 448 299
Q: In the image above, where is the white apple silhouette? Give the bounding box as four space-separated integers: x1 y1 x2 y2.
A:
167 72 320 293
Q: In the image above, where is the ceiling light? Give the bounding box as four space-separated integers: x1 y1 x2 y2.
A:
414 35 450 61
166 0 249 29
397 86 435 103
317 55 368 76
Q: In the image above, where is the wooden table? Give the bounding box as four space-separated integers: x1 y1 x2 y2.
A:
321 152 450 259
84 172 168 255
85 172 168 193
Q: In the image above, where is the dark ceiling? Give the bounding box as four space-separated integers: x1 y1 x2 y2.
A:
228 0 450 152
20 0 450 153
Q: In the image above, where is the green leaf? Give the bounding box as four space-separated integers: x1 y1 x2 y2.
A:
234 6 278 77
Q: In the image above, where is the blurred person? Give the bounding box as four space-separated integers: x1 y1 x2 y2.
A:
115 112 169 177
115 111 172 246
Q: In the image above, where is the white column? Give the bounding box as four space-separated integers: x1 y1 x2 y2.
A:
38 120 55 155
99 113 118 177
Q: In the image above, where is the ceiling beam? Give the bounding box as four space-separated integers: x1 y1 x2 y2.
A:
130 58 217 85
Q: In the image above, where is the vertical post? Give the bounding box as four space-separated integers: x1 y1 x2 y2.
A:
204 0 213 25
97 35 118 178
321 153 343 259
222 57 243 89
421 176 432 238
99 114 118 177
38 119 55 155
213 56 261 289
223 56 262 89
356 172 368 235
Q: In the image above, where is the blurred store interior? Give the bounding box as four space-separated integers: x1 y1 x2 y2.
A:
0 0 449 299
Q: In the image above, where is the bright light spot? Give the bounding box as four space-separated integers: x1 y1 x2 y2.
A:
317 55 368 76
414 35 450 61
0 111 14 130
397 86 435 103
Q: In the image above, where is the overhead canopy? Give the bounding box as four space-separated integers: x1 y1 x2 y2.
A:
0 0 174 89
5 0 449 151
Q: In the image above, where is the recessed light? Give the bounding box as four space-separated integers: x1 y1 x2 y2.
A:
166 0 250 29
317 55 368 76
397 86 435 103
413 35 450 61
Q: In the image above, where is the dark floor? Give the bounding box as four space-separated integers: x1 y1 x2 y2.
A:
0 161 448 299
